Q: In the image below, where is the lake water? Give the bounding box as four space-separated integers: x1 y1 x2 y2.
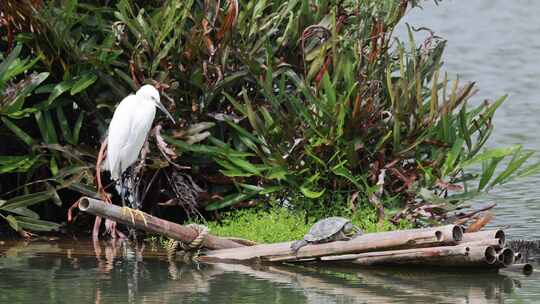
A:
2 1 540 303
0 239 538 304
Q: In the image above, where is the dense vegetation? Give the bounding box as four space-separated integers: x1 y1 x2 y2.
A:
1 0 538 236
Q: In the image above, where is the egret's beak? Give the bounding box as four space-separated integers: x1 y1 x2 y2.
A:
155 100 175 123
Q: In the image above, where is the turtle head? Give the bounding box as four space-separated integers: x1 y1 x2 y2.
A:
342 222 354 235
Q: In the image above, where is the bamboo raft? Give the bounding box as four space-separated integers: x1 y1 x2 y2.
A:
78 197 533 274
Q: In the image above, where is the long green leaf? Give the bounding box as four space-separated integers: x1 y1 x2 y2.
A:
205 192 257 211
1 190 54 211
70 72 98 95
1 117 36 147
14 216 61 231
56 106 73 144
460 146 520 168
300 186 325 199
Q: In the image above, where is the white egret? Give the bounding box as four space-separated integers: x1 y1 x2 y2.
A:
105 84 174 222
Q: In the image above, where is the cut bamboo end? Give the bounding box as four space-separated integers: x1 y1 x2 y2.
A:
514 252 522 263
497 248 514 266
480 246 497 265
522 263 534 276
78 198 92 211
435 225 463 242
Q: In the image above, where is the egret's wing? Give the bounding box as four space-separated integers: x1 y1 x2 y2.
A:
117 100 155 172
106 95 137 180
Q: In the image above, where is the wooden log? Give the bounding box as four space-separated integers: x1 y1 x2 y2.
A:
78 197 244 250
461 230 505 246
501 263 534 276
331 245 498 267
201 225 462 263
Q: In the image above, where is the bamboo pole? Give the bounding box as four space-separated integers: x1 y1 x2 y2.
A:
201 225 462 263
78 197 244 250
461 230 505 245
459 238 504 249
322 245 498 267
501 263 534 276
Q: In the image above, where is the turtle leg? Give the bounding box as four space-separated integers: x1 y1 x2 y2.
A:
290 240 309 254
351 226 364 239
337 231 353 241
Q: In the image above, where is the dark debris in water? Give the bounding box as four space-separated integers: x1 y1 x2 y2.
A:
507 239 540 263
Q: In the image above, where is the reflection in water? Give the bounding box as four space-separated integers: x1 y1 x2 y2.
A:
0 240 537 303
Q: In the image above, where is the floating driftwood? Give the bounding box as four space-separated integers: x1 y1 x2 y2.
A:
78 197 244 250
201 225 462 263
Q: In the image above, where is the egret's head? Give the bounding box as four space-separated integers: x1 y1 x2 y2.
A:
136 84 175 123
137 84 161 103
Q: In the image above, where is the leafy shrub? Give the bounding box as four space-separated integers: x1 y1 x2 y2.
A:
0 0 538 234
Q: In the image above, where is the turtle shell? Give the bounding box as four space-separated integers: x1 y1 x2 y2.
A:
304 217 351 242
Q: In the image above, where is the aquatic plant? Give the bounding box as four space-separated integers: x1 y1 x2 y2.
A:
0 0 538 234
204 205 410 243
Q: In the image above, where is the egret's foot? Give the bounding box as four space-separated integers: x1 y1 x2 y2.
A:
120 207 148 226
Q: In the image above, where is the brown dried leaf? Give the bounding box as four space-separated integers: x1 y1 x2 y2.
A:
216 0 238 41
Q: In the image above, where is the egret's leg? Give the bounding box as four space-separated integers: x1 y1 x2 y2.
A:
119 171 136 225
120 172 128 207
91 138 114 239
118 167 148 241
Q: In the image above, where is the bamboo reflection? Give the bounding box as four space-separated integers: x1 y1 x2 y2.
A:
0 240 537 303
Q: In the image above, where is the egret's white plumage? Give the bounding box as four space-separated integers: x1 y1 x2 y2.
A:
105 84 174 181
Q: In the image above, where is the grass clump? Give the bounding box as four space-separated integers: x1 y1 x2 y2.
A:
206 206 412 243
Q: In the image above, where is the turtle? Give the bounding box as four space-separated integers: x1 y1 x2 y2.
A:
290 217 363 253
